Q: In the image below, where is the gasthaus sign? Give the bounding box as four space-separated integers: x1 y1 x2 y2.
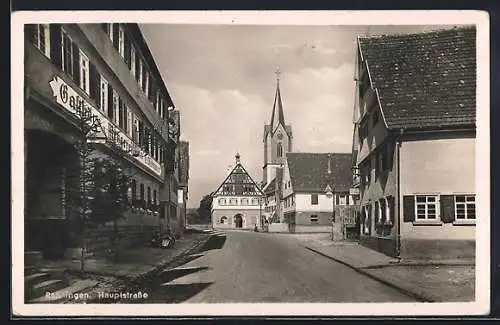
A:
49 76 162 177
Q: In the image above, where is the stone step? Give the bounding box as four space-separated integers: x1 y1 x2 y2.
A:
28 279 67 300
25 251 43 266
29 279 99 304
25 272 51 288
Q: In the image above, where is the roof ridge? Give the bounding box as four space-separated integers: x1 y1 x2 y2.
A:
358 25 475 40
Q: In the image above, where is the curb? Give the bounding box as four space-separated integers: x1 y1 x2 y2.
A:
304 246 435 303
72 234 214 303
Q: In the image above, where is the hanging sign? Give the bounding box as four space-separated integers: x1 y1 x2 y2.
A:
49 76 162 177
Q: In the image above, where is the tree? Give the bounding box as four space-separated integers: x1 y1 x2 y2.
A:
197 193 214 224
89 157 132 260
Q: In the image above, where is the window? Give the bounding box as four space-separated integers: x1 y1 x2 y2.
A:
241 198 249 205
251 198 258 205
220 216 228 224
61 30 74 77
106 23 114 43
455 195 476 220
153 190 157 207
363 204 371 235
229 198 238 205
310 215 319 224
415 195 439 220
138 59 144 89
374 201 381 225
118 25 125 58
311 194 318 205
339 195 347 205
79 50 90 95
144 70 150 95
130 46 136 77
156 91 161 113
100 76 108 113
131 179 137 201
112 90 119 123
277 142 283 157
33 24 50 58
147 186 151 208
218 198 226 205
139 183 145 206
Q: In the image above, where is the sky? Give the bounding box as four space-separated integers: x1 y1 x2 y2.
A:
139 24 453 208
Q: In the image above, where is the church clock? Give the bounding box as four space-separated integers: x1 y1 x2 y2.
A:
277 132 283 140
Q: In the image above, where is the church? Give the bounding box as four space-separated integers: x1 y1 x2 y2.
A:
211 153 265 230
261 70 293 225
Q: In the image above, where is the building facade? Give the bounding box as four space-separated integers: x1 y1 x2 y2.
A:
177 140 190 235
212 154 264 230
281 153 355 233
24 23 180 260
353 27 476 259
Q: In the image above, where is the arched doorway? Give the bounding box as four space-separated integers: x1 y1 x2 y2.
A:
234 214 243 228
25 129 79 260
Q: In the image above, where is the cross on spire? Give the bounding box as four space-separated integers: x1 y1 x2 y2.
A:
275 67 281 84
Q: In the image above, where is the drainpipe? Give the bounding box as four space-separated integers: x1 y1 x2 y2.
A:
396 128 404 258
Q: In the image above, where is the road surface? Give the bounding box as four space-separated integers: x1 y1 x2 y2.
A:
140 230 416 303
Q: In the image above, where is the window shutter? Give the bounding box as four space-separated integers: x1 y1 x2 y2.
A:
440 195 455 223
135 53 141 82
107 84 113 119
388 196 395 224
403 195 415 222
49 24 62 69
89 63 100 103
335 194 339 205
72 42 80 83
112 23 119 49
25 24 36 44
124 35 131 68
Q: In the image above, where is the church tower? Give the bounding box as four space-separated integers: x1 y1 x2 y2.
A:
262 69 293 186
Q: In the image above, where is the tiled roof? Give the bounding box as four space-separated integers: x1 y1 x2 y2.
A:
263 178 276 194
286 153 352 193
358 27 476 130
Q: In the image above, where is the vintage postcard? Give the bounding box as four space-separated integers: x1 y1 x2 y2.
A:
11 10 490 317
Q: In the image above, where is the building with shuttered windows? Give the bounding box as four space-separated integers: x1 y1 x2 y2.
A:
352 27 476 259
24 23 181 260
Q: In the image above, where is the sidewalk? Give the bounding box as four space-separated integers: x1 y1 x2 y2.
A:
36 232 212 303
297 234 475 302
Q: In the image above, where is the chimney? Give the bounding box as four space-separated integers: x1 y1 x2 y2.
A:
327 153 332 174
235 152 241 164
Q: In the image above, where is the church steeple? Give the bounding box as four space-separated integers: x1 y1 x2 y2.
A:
270 68 285 131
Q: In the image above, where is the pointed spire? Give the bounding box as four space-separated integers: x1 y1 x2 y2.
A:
270 67 285 131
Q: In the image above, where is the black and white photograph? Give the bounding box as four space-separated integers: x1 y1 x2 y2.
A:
11 10 490 317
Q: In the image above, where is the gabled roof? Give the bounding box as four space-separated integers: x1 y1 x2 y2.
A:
213 159 264 197
358 26 476 130
286 152 352 193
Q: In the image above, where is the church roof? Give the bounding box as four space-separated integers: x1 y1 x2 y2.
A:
270 81 285 129
358 26 476 130
213 155 264 197
264 77 292 139
286 152 352 193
